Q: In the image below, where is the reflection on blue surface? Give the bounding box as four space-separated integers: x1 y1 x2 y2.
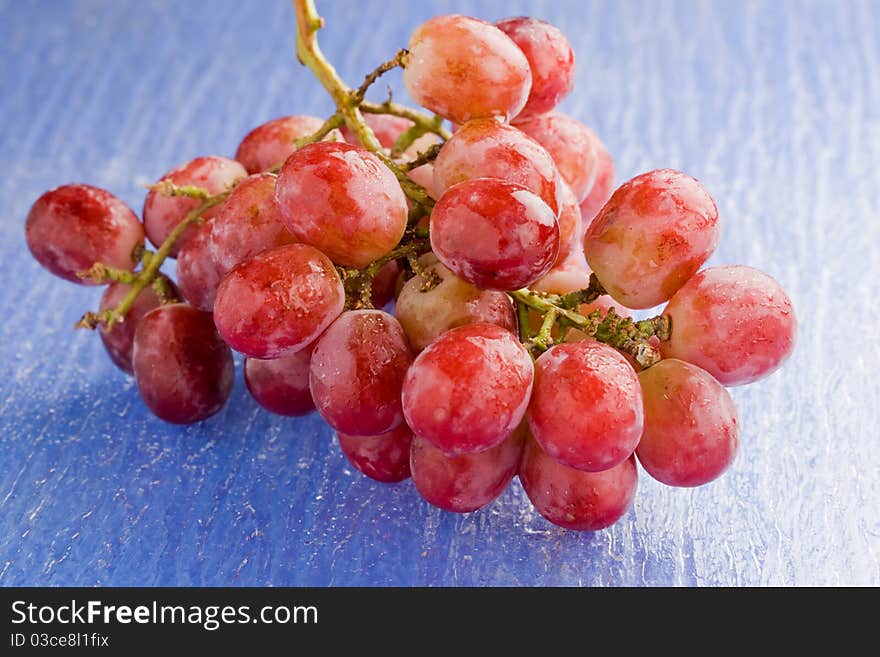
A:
0 0 878 586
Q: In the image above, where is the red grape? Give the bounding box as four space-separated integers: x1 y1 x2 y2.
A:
235 115 334 174
528 341 643 472
394 254 517 352
519 437 638 531
98 277 175 374
210 173 296 277
402 323 533 455
309 310 413 436
243 345 315 417
403 14 532 124
132 303 234 424
579 136 615 224
213 243 345 359
275 141 408 269
26 184 144 284
584 169 720 309
637 359 739 486
514 111 601 202
370 260 402 309
660 265 797 385
142 156 246 257
531 249 591 295
432 118 561 213
430 178 559 290
495 17 575 119
410 426 524 513
176 218 222 312
338 424 414 484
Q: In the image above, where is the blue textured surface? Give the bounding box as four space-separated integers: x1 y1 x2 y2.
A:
1 0 879 586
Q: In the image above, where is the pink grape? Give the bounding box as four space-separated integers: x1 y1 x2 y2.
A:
235 115 335 174
579 136 615 224
275 141 408 269
243 345 315 417
406 162 440 200
514 111 601 202
212 243 344 359
410 426 525 513
309 310 413 436
176 218 222 312
210 173 296 277
531 249 591 295
432 118 561 213
338 425 414 484
584 169 720 309
26 184 144 284
660 265 797 385
132 303 234 424
394 254 516 352
403 14 532 124
430 178 559 291
637 359 739 486
142 156 246 257
402 323 533 455
495 17 575 119
98 276 176 374
528 341 643 472
519 437 638 531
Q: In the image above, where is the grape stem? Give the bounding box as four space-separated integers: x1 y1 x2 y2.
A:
509 280 671 367
75 190 230 330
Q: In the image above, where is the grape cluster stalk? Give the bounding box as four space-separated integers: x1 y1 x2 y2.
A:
23 0 797 532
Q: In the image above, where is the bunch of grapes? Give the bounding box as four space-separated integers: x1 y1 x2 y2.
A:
23 3 797 532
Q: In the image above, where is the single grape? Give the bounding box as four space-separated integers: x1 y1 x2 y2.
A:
235 115 335 174
432 118 561 213
495 17 575 119
528 341 643 472
430 178 559 291
410 426 525 513
531 249 591 295
637 359 739 487
309 310 413 436
394 254 517 352
403 14 532 124
583 169 720 309
132 303 234 424
579 136 615 224
519 437 638 531
275 141 408 269
210 173 296 277
213 243 345 359
370 260 402 309
98 276 176 374
402 323 533 455
142 156 246 257
25 184 144 284
514 111 601 202
406 162 440 200
176 218 222 312
243 344 315 417
338 424 414 484
660 265 797 385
